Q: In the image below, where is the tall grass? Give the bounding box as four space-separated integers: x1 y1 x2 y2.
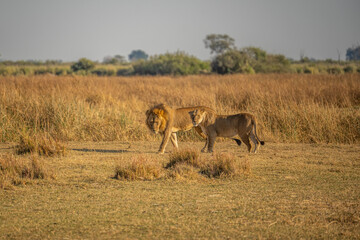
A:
0 74 359 143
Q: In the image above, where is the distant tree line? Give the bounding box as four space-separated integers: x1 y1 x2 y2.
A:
1 37 360 76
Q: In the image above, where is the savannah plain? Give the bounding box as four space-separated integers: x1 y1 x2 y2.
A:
0 74 360 239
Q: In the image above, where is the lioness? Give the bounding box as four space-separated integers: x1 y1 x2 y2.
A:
189 108 264 153
146 104 215 154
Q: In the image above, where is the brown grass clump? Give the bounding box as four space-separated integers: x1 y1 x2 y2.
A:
114 155 164 181
201 153 251 178
166 149 250 179
15 133 66 157
114 149 250 181
0 154 54 189
166 148 202 168
165 149 204 180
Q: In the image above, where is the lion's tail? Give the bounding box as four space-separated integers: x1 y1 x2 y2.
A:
252 118 265 145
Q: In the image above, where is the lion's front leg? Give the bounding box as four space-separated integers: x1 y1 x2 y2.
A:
158 129 172 154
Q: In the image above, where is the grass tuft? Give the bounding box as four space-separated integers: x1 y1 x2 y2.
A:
166 148 202 169
115 149 251 181
201 153 251 178
15 133 66 157
114 155 164 181
0 154 54 189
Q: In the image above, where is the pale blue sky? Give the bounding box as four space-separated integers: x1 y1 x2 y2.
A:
0 0 359 62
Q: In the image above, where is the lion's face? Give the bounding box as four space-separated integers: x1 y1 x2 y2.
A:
146 108 167 134
189 109 206 127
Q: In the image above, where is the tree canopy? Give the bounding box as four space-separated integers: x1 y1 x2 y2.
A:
204 34 235 55
128 50 148 62
346 45 360 61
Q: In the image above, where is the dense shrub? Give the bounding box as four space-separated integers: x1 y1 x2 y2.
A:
91 68 116 76
117 67 134 76
34 67 54 75
132 52 210 75
343 65 355 73
71 58 95 73
211 50 247 74
211 47 292 74
327 66 343 74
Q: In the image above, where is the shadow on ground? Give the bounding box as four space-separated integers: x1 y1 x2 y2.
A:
71 148 129 153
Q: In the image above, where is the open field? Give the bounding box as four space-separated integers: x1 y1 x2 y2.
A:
0 74 359 238
0 141 359 239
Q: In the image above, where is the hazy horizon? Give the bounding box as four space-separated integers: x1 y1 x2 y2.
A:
1 0 359 62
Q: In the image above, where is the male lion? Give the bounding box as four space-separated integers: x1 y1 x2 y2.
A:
146 104 215 154
189 108 264 153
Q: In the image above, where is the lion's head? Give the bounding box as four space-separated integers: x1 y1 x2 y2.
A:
189 109 207 127
145 104 170 134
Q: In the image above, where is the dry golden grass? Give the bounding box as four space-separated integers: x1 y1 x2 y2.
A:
114 149 250 181
15 132 66 156
114 155 164 181
0 153 54 189
0 74 359 143
0 141 359 239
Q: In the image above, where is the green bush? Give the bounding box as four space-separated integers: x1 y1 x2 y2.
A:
211 48 292 74
343 65 355 73
132 51 210 75
71 58 95 72
91 68 116 76
0 67 16 76
117 67 134 76
303 66 319 74
34 67 54 75
327 66 343 74
211 50 247 74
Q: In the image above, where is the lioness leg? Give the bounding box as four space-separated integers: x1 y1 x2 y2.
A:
207 135 216 153
240 134 252 152
201 137 209 152
194 126 207 139
170 133 179 149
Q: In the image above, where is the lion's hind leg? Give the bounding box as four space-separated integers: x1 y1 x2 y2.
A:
170 133 179 149
249 132 259 153
240 134 252 152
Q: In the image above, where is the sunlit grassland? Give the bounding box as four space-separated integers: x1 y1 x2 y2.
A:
0 74 359 239
0 74 359 143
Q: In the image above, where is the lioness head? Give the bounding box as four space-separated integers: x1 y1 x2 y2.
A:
189 109 206 127
145 104 169 134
